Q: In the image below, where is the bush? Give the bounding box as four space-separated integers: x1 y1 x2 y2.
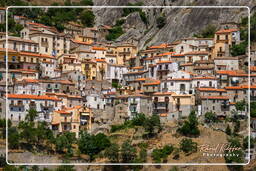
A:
194 24 216 38
104 143 119 162
152 145 174 163
156 16 166 29
226 125 232 136
225 137 244 164
180 138 197 154
78 132 111 160
204 111 218 123
230 41 247 56
251 102 256 117
121 140 136 163
177 111 200 137
122 2 148 25
80 10 95 27
106 26 124 41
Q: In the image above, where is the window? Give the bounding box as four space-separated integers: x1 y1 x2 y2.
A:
45 47 48 52
73 125 76 129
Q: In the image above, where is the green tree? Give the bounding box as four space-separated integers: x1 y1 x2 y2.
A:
230 41 247 56
204 111 217 123
80 10 95 27
25 108 38 122
235 100 246 111
251 102 256 117
226 125 232 136
104 143 119 162
156 16 166 29
121 140 136 163
8 127 19 149
243 136 254 150
194 24 216 38
177 111 200 137
78 132 110 160
152 145 173 163
225 137 244 166
180 138 197 154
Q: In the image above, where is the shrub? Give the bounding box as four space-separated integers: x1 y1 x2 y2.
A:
179 138 197 154
152 145 174 163
230 41 247 56
177 111 200 137
80 10 95 27
156 16 166 29
204 111 218 123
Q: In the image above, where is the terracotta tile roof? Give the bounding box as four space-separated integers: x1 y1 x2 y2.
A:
95 59 106 62
20 52 55 59
197 88 226 92
55 110 70 114
167 78 192 81
153 92 173 96
128 93 149 98
251 66 256 72
226 85 256 90
157 60 173 64
149 43 169 49
7 94 61 101
160 113 168 117
156 52 175 57
193 77 217 80
92 46 107 51
71 39 92 45
171 54 185 57
18 79 39 84
216 28 239 34
135 78 147 81
58 80 75 85
201 96 229 100
67 95 82 99
180 63 193 66
131 66 143 69
143 81 160 86
184 51 209 55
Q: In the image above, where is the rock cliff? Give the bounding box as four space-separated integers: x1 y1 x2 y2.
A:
93 0 256 49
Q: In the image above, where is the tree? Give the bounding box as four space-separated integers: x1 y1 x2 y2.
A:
55 132 76 155
104 143 119 162
143 114 161 137
204 111 217 123
80 10 95 27
121 140 136 163
230 41 247 56
226 125 232 136
177 111 200 137
180 138 197 154
235 100 246 111
225 137 244 165
8 127 20 149
25 108 38 122
194 24 216 38
78 132 110 160
233 120 240 134
152 145 174 163
243 136 254 150
156 16 166 29
251 102 256 117
56 165 75 171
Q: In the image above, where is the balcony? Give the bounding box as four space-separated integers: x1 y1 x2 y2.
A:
9 102 24 107
29 103 37 109
40 104 54 108
119 51 131 55
130 101 137 105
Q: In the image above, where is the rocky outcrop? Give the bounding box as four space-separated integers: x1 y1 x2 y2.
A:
93 0 255 49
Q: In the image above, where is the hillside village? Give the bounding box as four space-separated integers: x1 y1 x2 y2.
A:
0 6 255 167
